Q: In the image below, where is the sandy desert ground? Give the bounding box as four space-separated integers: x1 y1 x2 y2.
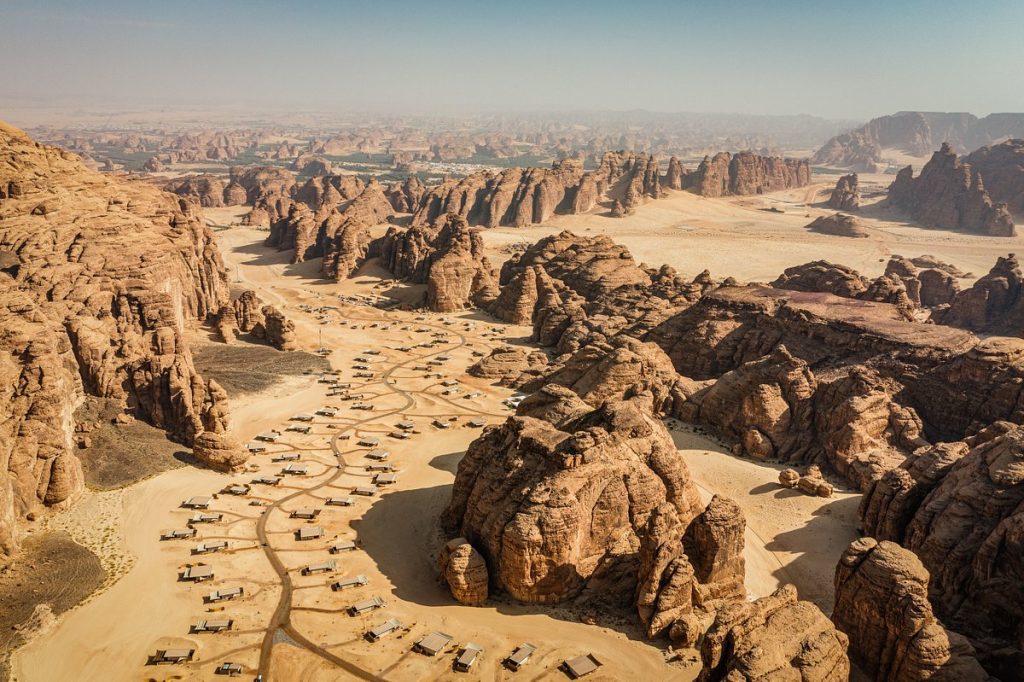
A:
483 177 1022 286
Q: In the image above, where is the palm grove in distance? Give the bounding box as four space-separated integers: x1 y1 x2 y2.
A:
2 2 1024 681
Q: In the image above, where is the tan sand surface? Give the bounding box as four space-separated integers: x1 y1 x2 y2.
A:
482 181 1021 285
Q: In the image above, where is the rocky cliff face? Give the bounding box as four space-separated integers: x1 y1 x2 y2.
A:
964 138 1024 217
0 121 230 557
937 254 1024 333
409 151 664 228
833 538 988 682
887 143 1015 236
699 585 849 682
378 213 497 311
685 151 810 197
827 173 860 210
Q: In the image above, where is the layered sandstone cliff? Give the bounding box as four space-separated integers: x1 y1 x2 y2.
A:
0 121 230 557
887 143 1015 236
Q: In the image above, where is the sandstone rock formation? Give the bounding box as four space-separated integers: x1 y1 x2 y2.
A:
888 143 1015 236
192 431 248 472
232 290 264 333
408 151 664 228
772 261 869 298
833 538 988 682
438 538 489 605
699 584 850 682
964 138 1024 216
378 213 497 312
827 173 860 210
253 305 297 351
685 151 810 197
806 212 868 238
162 174 228 208
443 398 704 604
936 254 1024 333
0 121 230 557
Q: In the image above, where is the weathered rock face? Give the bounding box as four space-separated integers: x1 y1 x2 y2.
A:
887 143 1015 236
699 584 850 682
232 290 264 333
937 254 1024 334
684 346 817 462
683 495 745 602
442 399 703 604
533 338 682 417
0 121 230 557
253 305 297 351
438 538 489 605
806 212 869 238
772 260 869 298
378 213 497 311
424 217 497 312
192 431 248 473
833 538 988 682
467 346 549 388
964 138 1024 217
162 174 228 208
663 156 686 190
685 151 810 197
902 423 1024 659
827 173 860 210
409 152 667 228
213 305 238 343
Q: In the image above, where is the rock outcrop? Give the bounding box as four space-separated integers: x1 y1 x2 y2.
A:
685 151 810 197
0 121 230 556
964 138 1024 217
162 174 228 208
378 213 497 311
827 173 860 211
699 584 850 682
887 143 1015 236
253 305 297 351
833 538 988 682
442 399 704 604
936 254 1024 334
806 212 869 238
409 152 666 228
438 538 489 605
812 110 1024 172
192 431 248 472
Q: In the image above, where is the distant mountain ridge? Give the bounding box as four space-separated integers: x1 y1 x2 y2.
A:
812 111 1024 171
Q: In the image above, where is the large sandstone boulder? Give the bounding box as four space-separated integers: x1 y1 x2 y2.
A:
833 538 988 682
699 584 850 682
806 213 869 238
438 538 489 605
253 305 297 351
192 431 248 473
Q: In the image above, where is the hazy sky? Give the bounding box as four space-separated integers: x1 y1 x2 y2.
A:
2 0 1023 121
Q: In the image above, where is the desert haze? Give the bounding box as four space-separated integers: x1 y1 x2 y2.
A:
2 2 1024 682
